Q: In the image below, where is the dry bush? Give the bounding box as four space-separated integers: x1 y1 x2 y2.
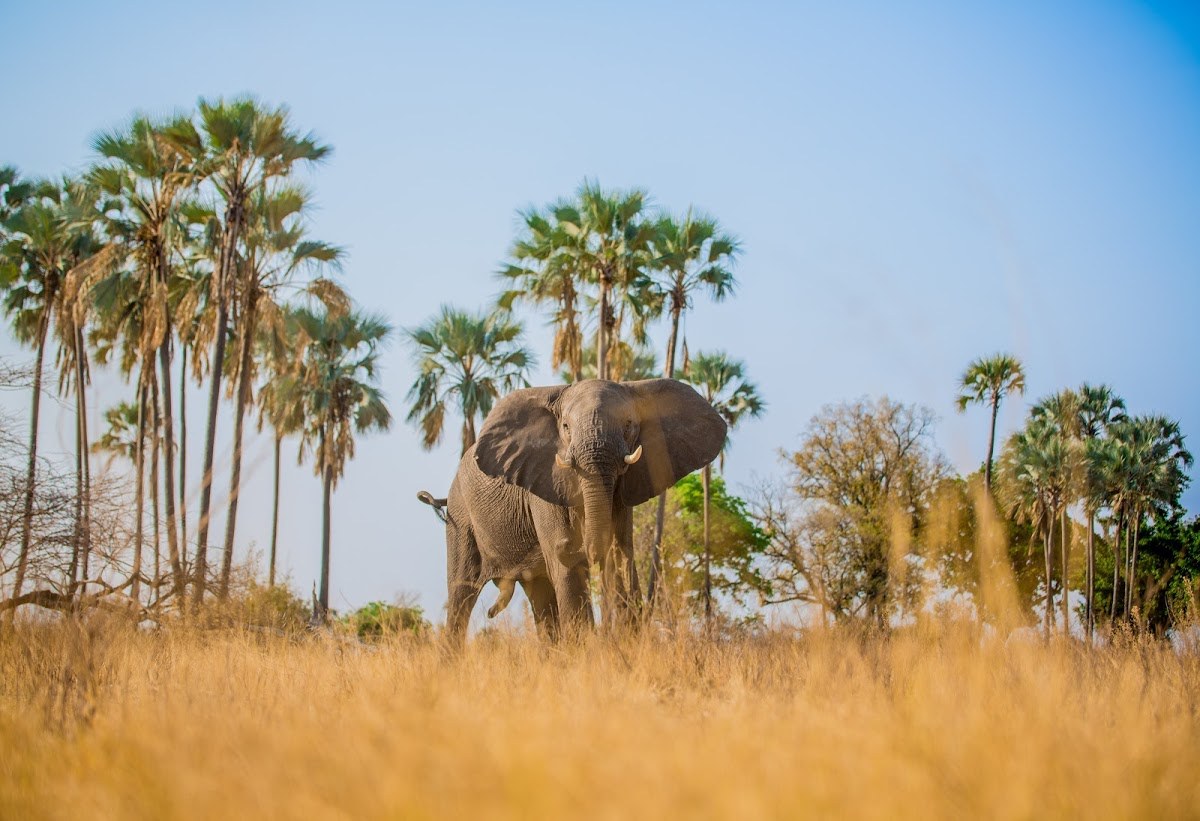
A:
1 618 1198 820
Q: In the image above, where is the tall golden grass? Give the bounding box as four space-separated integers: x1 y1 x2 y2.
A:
2 616 1198 819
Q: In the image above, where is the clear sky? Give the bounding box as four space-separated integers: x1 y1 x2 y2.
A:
2 0 1198 622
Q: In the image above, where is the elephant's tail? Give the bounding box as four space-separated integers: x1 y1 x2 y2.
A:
417 490 449 523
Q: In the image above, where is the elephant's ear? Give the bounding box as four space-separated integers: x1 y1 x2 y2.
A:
620 379 727 507
474 385 572 506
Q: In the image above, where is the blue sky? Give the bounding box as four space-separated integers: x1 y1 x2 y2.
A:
2 0 1198 620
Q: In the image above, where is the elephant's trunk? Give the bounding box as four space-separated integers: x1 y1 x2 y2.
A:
580 476 615 568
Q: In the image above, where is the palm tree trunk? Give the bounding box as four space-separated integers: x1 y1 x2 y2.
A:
69 387 83 593
1127 514 1141 623
1110 515 1122 623
269 434 281 588
179 342 188 558
13 317 48 608
984 396 999 493
703 463 713 629
150 382 161 603
461 413 477 457
158 342 185 607
131 373 147 605
220 297 257 598
318 429 332 623
195 300 228 605
1086 510 1095 644
567 291 581 383
75 327 93 596
70 388 83 593
647 301 683 612
1060 508 1069 634
196 195 244 606
1042 524 1053 639
596 271 610 380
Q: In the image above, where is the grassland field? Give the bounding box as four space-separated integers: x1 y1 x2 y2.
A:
2 615 1198 820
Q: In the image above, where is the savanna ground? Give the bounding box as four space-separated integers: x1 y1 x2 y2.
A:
2 615 1198 820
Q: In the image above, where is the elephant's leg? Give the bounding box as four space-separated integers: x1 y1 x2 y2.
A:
447 581 483 647
520 576 560 642
445 515 483 648
552 561 593 638
531 501 594 636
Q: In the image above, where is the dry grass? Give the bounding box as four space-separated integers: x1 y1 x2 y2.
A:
1 617 1198 820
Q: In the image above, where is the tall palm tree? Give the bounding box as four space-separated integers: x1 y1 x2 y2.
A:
286 306 392 621
193 96 330 605
406 306 534 455
1 175 61 604
217 185 344 598
88 114 203 604
2 176 107 600
1073 384 1126 641
646 211 739 606
956 353 1026 493
681 351 765 624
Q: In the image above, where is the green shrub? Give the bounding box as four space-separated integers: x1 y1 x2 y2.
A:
343 600 430 641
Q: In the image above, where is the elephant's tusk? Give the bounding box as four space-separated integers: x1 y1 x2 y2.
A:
556 452 574 469
624 444 643 465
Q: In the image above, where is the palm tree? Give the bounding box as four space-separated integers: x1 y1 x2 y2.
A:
681 351 765 624
1108 416 1192 624
999 416 1073 638
217 184 345 598
646 210 739 607
956 353 1026 493
256 309 309 588
88 114 204 604
193 96 330 605
2 176 106 601
286 306 392 621
1073 384 1126 641
500 205 586 381
1031 389 1083 631
406 306 534 455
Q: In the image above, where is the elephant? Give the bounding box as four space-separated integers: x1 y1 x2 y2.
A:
420 378 726 645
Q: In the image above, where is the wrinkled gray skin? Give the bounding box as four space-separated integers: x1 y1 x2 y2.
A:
428 378 726 645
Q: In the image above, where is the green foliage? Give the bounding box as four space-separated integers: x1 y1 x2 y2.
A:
1116 514 1200 633
342 600 431 641
637 473 771 612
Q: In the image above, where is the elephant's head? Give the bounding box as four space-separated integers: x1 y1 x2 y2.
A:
474 379 727 567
